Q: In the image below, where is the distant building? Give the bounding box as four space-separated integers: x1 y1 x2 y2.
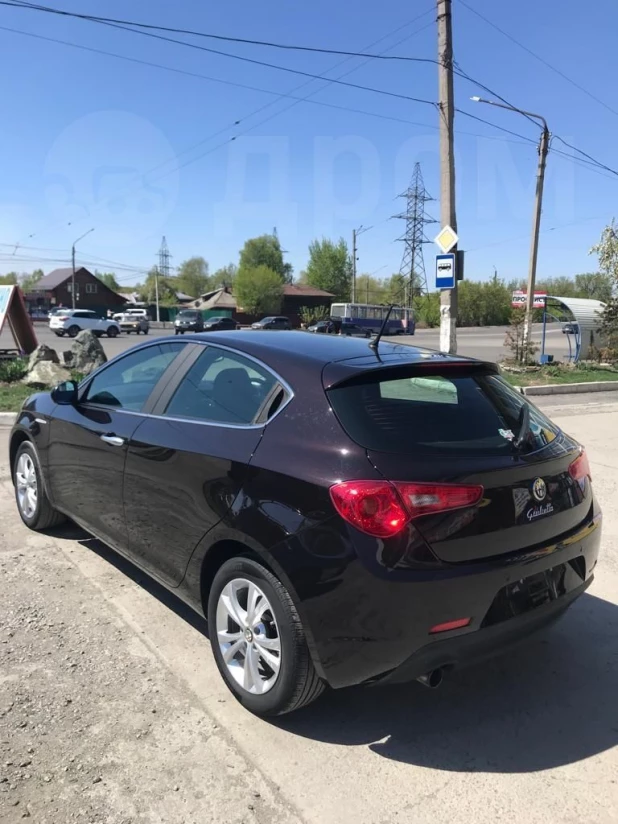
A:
28 267 128 312
191 284 335 325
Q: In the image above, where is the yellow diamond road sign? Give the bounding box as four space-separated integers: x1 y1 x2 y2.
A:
434 225 459 254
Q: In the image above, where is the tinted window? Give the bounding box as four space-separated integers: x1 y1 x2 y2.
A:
164 347 277 424
85 343 186 411
327 367 560 457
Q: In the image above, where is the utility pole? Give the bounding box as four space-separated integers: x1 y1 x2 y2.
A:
437 0 458 353
157 236 171 323
523 125 550 354
352 225 371 304
352 228 357 303
71 228 94 310
470 96 549 359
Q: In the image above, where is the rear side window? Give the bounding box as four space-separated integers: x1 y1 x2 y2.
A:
327 367 561 457
163 347 278 424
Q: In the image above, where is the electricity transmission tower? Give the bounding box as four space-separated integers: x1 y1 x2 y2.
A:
154 235 172 322
393 163 436 308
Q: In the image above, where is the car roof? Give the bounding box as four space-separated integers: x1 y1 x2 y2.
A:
189 330 476 379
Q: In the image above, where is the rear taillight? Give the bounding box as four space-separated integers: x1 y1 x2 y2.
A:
329 480 483 538
569 450 591 482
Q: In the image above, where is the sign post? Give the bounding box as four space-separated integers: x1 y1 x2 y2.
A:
0 286 38 356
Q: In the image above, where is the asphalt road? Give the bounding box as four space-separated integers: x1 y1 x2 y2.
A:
1 321 573 364
1 397 617 823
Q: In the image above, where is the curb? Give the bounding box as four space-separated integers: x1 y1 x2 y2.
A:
0 413 17 426
522 381 618 396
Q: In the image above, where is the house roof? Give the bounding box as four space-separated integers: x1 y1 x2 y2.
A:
282 284 334 297
32 267 90 290
195 289 238 311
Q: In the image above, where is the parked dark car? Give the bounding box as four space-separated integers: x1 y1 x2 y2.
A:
251 316 291 330
307 320 333 334
339 322 371 338
203 316 238 332
174 309 204 334
9 333 601 717
562 322 579 335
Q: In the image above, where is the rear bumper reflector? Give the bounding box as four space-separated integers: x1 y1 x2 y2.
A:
429 618 471 635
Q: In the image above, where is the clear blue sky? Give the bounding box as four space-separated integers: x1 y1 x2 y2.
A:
1 0 617 288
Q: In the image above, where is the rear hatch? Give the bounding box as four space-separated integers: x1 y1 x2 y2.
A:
326 361 591 563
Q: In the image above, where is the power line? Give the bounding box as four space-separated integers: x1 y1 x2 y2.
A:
552 135 618 178
457 0 618 118
0 24 529 145
7 12 441 245
1 2 437 107
1 0 442 64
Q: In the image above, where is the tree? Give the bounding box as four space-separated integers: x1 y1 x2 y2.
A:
504 308 538 363
96 271 120 291
575 272 613 303
239 234 290 282
176 256 210 298
354 273 388 304
0 272 18 285
298 304 330 326
138 266 177 305
235 266 283 316
211 263 237 289
305 238 352 301
590 220 618 359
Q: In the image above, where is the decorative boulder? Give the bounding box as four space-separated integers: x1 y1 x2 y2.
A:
23 360 71 388
27 344 59 372
65 330 107 376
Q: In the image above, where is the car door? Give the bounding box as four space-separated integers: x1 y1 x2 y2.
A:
123 343 283 587
47 341 189 550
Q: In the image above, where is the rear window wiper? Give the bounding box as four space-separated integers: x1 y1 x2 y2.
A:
514 403 531 449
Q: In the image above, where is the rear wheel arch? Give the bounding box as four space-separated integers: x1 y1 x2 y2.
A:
200 539 276 614
9 431 30 481
198 537 324 680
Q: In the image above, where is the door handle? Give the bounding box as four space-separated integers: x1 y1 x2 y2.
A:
100 434 125 447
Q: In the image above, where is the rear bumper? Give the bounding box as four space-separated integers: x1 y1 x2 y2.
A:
377 575 591 685
286 510 602 690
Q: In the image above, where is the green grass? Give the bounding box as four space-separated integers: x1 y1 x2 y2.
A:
504 367 618 387
0 383 37 411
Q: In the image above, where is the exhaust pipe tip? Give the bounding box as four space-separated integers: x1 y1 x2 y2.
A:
416 668 444 689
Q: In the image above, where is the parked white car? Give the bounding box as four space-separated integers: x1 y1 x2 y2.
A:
49 309 120 338
112 307 148 322
116 311 150 335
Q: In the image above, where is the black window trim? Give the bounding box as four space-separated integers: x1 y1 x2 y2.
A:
147 340 294 429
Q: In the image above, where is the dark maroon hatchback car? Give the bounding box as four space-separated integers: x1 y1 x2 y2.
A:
9 332 601 715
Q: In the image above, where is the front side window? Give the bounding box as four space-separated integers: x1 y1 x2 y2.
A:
164 347 278 424
84 342 186 411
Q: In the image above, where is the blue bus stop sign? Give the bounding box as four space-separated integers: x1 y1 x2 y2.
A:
435 254 456 289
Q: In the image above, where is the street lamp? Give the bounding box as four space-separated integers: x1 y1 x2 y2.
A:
71 228 95 309
471 96 550 358
352 224 372 303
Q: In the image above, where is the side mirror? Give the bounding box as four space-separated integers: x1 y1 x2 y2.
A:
51 380 78 405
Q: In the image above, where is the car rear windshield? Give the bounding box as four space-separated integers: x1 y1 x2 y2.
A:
327 365 562 457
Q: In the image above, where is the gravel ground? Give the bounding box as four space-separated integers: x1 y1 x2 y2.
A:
0 466 299 824
1 402 618 824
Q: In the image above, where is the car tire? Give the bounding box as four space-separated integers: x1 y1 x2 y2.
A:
143 328 149 335
13 441 66 531
54 332 64 337
67 325 80 338
208 556 325 717
107 327 119 338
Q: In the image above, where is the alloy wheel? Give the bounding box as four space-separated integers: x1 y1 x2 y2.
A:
15 453 38 519
215 578 282 695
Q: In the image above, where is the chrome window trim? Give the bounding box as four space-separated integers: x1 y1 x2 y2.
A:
81 339 295 430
